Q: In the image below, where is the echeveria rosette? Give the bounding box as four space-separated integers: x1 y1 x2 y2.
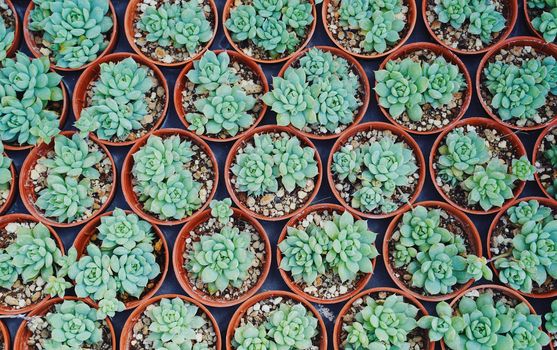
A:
332 145 362 183
434 0 472 28
233 323 275 350
392 243 417 268
546 299 557 334
265 303 318 350
512 218 557 279
186 51 239 94
68 244 116 301
533 9 557 43
97 208 153 251
422 56 465 109
0 251 18 289
0 16 14 61
359 10 405 54
494 258 534 293
507 199 552 225
351 182 396 214
225 5 257 42
254 17 297 58
398 205 452 250
0 141 12 193
311 76 360 132
209 198 234 224
110 242 161 298
417 301 457 343
408 243 460 295
231 142 278 197
145 297 207 350
511 156 536 181
272 136 318 193
36 175 94 223
338 0 372 29
44 275 72 298
282 0 314 36
299 48 352 82
96 289 125 319
468 2 506 44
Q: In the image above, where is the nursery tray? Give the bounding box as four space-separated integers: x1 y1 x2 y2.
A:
4 0 553 349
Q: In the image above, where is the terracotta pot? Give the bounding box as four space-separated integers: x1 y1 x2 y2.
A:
429 117 527 215
124 0 218 67
439 284 539 350
322 0 416 59
524 0 546 41
3 80 68 152
422 0 517 55
73 210 169 309
0 319 9 350
121 128 218 226
0 157 16 216
121 294 221 350
487 196 557 298
327 122 426 219
174 49 268 142
533 121 557 204
4 0 21 59
14 296 116 350
333 287 433 350
0 214 63 315
376 42 472 135
226 290 328 350
383 201 482 302
23 0 118 72
19 130 117 228
73 52 169 147
173 207 271 307
477 36 557 131
275 45 370 140
277 203 375 303
222 0 317 64
224 125 323 221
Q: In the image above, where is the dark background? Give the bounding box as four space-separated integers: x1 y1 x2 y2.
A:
4 0 555 348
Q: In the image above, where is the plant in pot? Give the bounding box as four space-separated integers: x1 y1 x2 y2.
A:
322 0 416 59
546 300 557 348
328 122 425 219
277 204 379 303
533 122 557 201
226 290 327 350
526 0 557 43
125 0 217 66
0 142 15 215
0 52 67 150
74 53 169 146
263 46 369 139
422 0 515 54
25 0 117 70
175 50 268 142
477 36 557 130
334 287 432 349
487 197 557 297
174 198 271 307
223 0 316 63
15 297 116 350
0 0 19 61
384 202 492 302
430 117 533 215
121 294 221 350
225 125 321 221
374 42 471 134
418 285 550 349
122 128 218 225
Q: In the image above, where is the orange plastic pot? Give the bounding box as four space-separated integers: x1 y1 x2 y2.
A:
277 203 375 303
533 121 557 204
423 0 517 55
383 201 482 302
124 0 218 67
224 125 323 221
222 0 317 64
121 128 219 226
4 0 21 59
276 45 370 140
226 290 327 350
23 0 118 72
487 196 557 298
3 80 68 152
0 214 63 315
376 42 472 135
73 52 169 147
174 49 268 142
121 294 221 350
429 117 527 215
524 0 546 41
14 297 116 350
477 36 557 131
322 0 416 59
0 155 15 216
73 210 169 309
0 319 9 350
439 284 540 350
333 287 433 350
327 122 426 219
173 207 271 307
19 130 117 228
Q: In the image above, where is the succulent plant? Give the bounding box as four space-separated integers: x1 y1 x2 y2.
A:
0 142 11 192
511 156 536 181
398 206 452 250
533 9 557 42
79 99 146 141
408 243 460 295
393 243 418 268
255 17 298 57
544 144 557 167
360 10 405 54
311 77 360 131
272 136 319 193
0 16 13 61
145 297 207 350
29 0 114 69
186 51 239 94
332 146 362 183
187 225 254 294
265 303 318 349
468 2 506 43
0 251 17 289
545 299 557 333
44 300 103 349
434 0 471 28
507 199 552 224
209 198 234 224
138 0 213 54
461 159 515 211
36 175 94 223
279 225 327 284
110 242 160 298
68 244 116 301
233 323 275 350
343 294 418 349
423 56 465 108
417 301 457 342
351 182 389 213
96 289 125 319
231 145 278 196
226 4 258 42
338 0 372 29
97 208 153 251
44 275 71 298
495 258 534 292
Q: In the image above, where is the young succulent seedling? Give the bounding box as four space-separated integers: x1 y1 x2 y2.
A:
418 291 550 349
225 0 314 59
0 1 14 61
546 300 557 334
28 0 114 69
263 48 362 134
529 0 557 42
